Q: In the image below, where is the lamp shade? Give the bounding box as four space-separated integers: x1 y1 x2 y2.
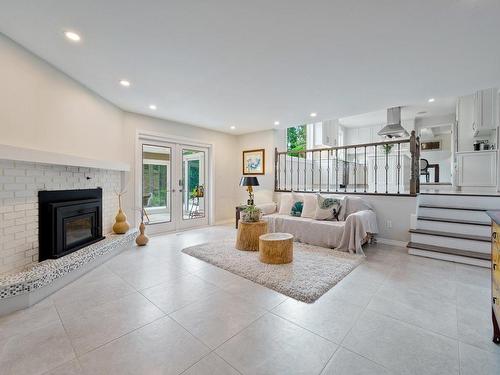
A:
239 176 259 187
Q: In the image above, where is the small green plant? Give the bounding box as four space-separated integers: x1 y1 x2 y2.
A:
241 205 262 222
382 143 393 154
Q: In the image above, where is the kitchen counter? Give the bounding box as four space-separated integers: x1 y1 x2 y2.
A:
456 150 497 154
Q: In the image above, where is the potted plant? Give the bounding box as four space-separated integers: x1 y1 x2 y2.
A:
241 205 262 223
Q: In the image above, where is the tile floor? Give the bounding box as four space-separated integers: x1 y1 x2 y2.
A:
0 225 499 375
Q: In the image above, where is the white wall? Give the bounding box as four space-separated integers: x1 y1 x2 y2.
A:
0 34 126 164
236 130 278 205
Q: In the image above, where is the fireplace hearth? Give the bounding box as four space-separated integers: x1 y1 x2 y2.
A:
38 188 105 261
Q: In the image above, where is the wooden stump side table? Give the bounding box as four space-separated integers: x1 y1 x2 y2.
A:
259 233 293 264
235 220 268 251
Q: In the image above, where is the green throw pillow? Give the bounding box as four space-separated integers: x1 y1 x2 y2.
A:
290 201 303 217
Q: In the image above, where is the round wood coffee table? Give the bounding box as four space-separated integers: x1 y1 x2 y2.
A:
259 233 293 264
235 220 268 251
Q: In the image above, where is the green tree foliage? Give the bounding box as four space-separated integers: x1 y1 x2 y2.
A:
287 125 307 157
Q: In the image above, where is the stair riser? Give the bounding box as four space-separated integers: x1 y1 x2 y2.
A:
410 233 490 253
417 207 490 223
416 221 491 237
418 194 500 209
408 248 490 268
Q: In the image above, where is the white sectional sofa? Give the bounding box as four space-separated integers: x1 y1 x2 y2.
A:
258 194 378 254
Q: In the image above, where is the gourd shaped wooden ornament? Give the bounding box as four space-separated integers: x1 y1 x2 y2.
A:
113 190 130 234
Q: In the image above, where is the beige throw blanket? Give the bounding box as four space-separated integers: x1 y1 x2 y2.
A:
336 210 378 255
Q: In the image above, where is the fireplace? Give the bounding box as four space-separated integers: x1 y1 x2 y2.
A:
38 188 105 261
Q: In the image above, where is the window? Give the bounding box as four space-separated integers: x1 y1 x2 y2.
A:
286 125 307 157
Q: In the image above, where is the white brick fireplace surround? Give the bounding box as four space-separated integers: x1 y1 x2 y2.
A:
0 159 122 276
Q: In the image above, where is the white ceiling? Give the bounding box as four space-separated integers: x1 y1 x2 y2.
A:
1 0 499 134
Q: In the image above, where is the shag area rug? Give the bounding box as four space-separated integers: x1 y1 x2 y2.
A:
182 240 363 303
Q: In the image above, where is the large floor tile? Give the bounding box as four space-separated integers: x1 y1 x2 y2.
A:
324 275 381 308
183 353 240 375
456 283 491 311
51 266 136 319
342 310 459 375
110 260 190 290
0 304 60 340
272 295 363 343
455 263 490 289
459 342 500 375
321 347 394 375
170 290 266 349
0 320 75 375
457 305 500 354
217 313 337 375
140 274 220 314
367 283 458 338
191 264 243 289
61 292 165 355
221 277 287 310
42 359 83 375
78 316 209 375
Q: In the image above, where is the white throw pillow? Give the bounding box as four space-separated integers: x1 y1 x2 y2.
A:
314 194 344 221
301 194 317 218
256 202 277 215
278 193 293 214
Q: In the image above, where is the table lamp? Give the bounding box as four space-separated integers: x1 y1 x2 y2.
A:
240 176 259 206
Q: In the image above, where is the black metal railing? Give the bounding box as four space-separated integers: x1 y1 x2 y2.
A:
274 130 420 196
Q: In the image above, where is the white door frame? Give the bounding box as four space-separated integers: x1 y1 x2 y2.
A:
135 130 215 234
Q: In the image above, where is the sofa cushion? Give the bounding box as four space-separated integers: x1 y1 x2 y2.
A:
278 193 293 214
301 194 317 218
314 194 342 221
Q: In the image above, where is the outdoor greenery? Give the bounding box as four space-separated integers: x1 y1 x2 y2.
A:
287 125 307 157
143 164 167 207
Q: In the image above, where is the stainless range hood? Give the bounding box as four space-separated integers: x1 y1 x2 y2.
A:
377 107 409 138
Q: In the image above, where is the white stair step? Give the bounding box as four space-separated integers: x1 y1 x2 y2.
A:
407 248 490 268
418 194 500 209
409 233 490 254
417 207 491 223
416 219 491 237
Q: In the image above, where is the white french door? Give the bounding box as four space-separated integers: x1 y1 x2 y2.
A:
139 138 209 234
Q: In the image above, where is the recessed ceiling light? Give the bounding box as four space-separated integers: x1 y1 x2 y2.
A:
274 121 280 126
310 112 317 117
230 126 236 130
64 31 81 42
119 80 131 87
417 111 427 115
149 104 157 110
428 98 435 103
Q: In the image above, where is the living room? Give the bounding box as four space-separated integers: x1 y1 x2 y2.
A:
1 1 500 375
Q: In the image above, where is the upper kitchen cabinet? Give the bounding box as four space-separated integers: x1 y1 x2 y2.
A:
473 88 498 136
314 119 340 147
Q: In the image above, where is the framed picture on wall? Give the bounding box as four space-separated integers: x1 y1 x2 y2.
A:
242 149 265 175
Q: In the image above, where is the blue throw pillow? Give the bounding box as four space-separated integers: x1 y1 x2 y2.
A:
290 201 303 217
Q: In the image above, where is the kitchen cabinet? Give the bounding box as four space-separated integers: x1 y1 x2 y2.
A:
456 150 497 187
473 88 498 136
318 119 340 147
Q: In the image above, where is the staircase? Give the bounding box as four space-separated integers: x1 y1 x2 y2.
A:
407 193 500 268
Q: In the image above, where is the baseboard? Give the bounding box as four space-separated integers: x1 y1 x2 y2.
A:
376 237 408 247
214 219 234 226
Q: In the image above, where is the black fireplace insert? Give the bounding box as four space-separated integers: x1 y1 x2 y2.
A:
38 188 105 261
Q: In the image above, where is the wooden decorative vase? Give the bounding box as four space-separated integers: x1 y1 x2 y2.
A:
113 193 130 234
136 222 149 246
113 209 130 234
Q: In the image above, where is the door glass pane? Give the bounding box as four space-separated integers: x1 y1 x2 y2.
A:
142 145 171 224
182 149 205 220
